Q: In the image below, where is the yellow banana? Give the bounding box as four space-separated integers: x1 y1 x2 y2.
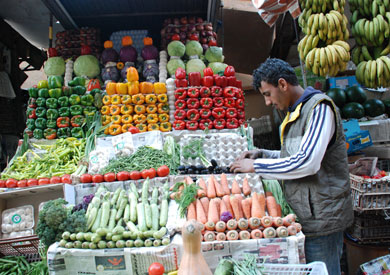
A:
324 46 333 65
326 13 335 31
333 0 339 10
376 57 384 80
370 60 377 81
328 45 339 64
330 13 341 31
356 61 367 83
362 45 373 60
319 13 325 30
312 35 320 48
333 40 350 52
333 45 349 62
307 14 315 29
320 47 327 68
330 10 343 23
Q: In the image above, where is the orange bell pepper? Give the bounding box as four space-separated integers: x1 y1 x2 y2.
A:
128 81 139 95
106 82 117 95
102 115 112 126
127 67 139 82
148 123 160 131
158 113 169 123
157 103 169 114
146 114 158 124
104 127 110 135
121 104 133 115
160 122 172 132
110 105 121 115
101 105 110 115
121 95 132 104
134 105 146 114
132 94 145 105
154 82 167 94
122 123 134 133
146 104 157 114
121 114 133 124
102 95 111 105
145 94 157 104
140 82 154 94
136 123 147 132
116 82 128 95
109 124 122 135
133 114 147 124
111 95 121 105
111 115 122 124
157 94 168 103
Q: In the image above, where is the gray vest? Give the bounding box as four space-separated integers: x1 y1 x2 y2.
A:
280 93 353 237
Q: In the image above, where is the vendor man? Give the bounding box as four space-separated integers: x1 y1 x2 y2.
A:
230 58 353 275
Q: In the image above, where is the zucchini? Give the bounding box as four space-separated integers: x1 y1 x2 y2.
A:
108 209 117 231
116 240 125 248
116 218 123 227
86 207 98 230
159 199 168 227
65 242 74 249
125 240 134 247
91 208 103 233
129 192 138 223
96 228 108 237
106 232 113 241
97 240 107 249
123 204 130 222
116 190 126 209
116 197 128 220
144 203 152 229
112 225 125 235
81 242 90 249
153 227 167 239
59 239 67 247
137 203 147 232
107 241 116 248
110 188 122 207
151 203 159 231
141 178 149 204
91 233 102 244
74 241 82 249
126 221 139 233
76 232 85 241
151 187 159 205
134 239 144 247
144 239 153 247
89 243 97 249
143 230 156 238
70 233 77 241
62 231 70 240
84 232 92 242
162 237 170 246
112 234 123 242
130 182 138 199
99 201 110 228
153 239 162 247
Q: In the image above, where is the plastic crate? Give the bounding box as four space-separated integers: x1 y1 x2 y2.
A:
377 159 390 171
350 173 390 211
262 261 328 275
110 30 148 55
0 235 41 263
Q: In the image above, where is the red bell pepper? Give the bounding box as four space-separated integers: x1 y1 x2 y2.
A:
224 65 236 77
188 72 201 86
237 109 246 119
173 120 186 130
236 98 245 109
236 89 244 98
208 39 217 46
213 119 226 129
28 108 37 119
48 47 58 57
199 119 213 130
175 99 186 109
223 87 236 98
212 107 225 119
81 45 91 55
171 34 180 41
201 76 214 87
200 87 211 97
200 108 212 119
175 79 188 87
186 98 200 109
175 67 186 79
189 33 199 41
211 86 222 97
187 88 200 98
187 109 200 121
226 118 239 129
239 119 246 126
224 98 236 108
200 98 213 109
227 76 237 87
213 97 224 107
214 75 227 88
186 120 198 130
57 117 70 128
174 88 187 99
226 108 237 118
236 80 243 90
203 67 214 77
174 109 187 120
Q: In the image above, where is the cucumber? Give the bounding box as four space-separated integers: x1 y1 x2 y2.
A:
144 203 152 229
159 199 168 227
89 243 97 249
112 234 123 242
151 188 159 205
107 241 115 248
62 231 70 240
84 232 92 242
144 230 156 238
153 239 162 247
123 204 130 222
130 232 138 240
108 209 117 231
122 231 132 239
144 239 153 247
116 240 125 248
99 201 110 228
125 240 134 247
141 178 149 204
91 233 102 244
151 203 159 231
129 192 137 223
137 203 147 232
134 239 144 247
74 241 82 249
153 227 167 239
116 197 127 220
116 190 126 209
162 237 170 246
112 225 125 235
91 208 103 233
86 207 98 230
110 188 122 206
96 228 108 237
130 182 138 199
76 232 85 241
116 218 123 227
81 242 90 249
97 240 107 249
106 232 113 241
126 221 139 233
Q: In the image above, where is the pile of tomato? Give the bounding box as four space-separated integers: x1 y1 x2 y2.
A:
361 170 387 179
0 174 72 188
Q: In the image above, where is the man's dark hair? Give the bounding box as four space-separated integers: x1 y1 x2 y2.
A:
252 58 299 91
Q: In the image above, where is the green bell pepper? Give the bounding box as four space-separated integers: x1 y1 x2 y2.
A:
81 94 94 106
38 88 49 98
62 86 73 96
49 88 62 99
36 97 46 107
44 128 57 139
33 129 44 139
70 105 83 116
57 127 70 138
68 76 86 87
69 94 81 105
45 98 58 109
28 87 38 98
71 127 84 138
70 115 85 127
90 88 102 96
46 109 59 120
58 107 70 117
47 119 57 128
83 106 97 117
58 96 69 107
73 85 86 96
94 93 103 109
26 119 36 131
35 118 47 129
48 75 63 89
37 80 48 89
35 107 46 118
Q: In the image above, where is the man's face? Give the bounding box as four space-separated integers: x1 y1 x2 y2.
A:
259 80 289 110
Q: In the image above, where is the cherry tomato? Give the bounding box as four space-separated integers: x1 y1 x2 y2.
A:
17 180 27 188
5 179 17 188
128 126 140 134
157 165 170 177
148 262 165 275
92 174 104 183
129 171 141 180
116 171 130 181
0 180 5 188
27 178 38 187
104 172 116 182
38 178 50 185
61 174 72 184
80 174 92 183
50 176 61 184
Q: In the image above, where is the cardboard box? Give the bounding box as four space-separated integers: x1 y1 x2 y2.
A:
294 67 326 91
343 119 373 154
328 75 360 89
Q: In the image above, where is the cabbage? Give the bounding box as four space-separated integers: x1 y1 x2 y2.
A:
74 55 100 78
185 41 203 57
205 46 224 63
120 46 137 63
101 48 118 64
142 45 158 60
186 59 206 76
44 57 65 76
167 41 185 57
167 58 185 76
208 62 228 75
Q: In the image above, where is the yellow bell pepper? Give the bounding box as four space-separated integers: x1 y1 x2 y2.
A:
121 95 132 104
102 115 112 126
140 82 154 94
132 94 145 105
110 105 121 115
134 105 146 114
116 82 128 95
146 114 158 124
145 94 157 104
102 95 111 105
127 67 139 82
111 95 121 105
109 124 122 135
154 82 167 94
128 81 140 95
106 82 117 95
121 105 133 115
158 113 169 123
157 103 169 114
136 123 147 132
146 104 157 114
133 114 147 124
160 122 172 132
148 123 160 131
157 94 168 103
111 115 122 124
121 115 133 124
121 123 134 133
101 105 110 115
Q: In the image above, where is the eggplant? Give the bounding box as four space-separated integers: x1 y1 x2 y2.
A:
211 159 218 167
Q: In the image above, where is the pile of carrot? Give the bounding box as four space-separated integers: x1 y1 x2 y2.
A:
181 174 302 242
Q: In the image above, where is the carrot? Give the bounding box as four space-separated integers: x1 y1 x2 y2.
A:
200 197 209 220
230 196 243 220
196 199 207 224
282 214 296 227
237 218 248 230
226 230 239 240
248 217 261 229
170 192 178 200
287 225 297 236
263 227 276 238
235 194 244 218
257 193 266 217
265 191 274 197
208 199 220 224
222 195 234 216
242 177 251 196
214 198 221 216
197 178 207 198
212 175 225 197
226 219 238 230
266 196 279 217
185 176 194 185
276 226 288 238
207 176 216 198
292 222 302 232
216 232 226 241
205 221 215 231
199 223 205 234
251 193 265 218
231 179 241 194
203 231 216 242
286 213 297 223
187 201 196 221
241 198 252 219
220 199 228 217
272 217 283 227
215 221 226 232
276 204 282 217
239 230 250 240
220 173 230 195
261 216 273 228
251 229 263 239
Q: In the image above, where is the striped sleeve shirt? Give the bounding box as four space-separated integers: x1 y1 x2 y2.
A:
253 103 335 180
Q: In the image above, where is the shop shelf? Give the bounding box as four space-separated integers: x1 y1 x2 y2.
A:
0 183 63 199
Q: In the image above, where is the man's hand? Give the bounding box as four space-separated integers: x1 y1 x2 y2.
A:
236 149 263 161
230 159 255 173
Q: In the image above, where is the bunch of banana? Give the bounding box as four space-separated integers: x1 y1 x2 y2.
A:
351 43 390 65
349 0 390 18
356 56 390 88
299 0 345 14
353 14 390 46
298 34 320 61
305 41 350 77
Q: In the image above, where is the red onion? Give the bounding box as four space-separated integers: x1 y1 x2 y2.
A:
180 32 187 40
196 24 204 31
200 38 207 44
189 17 196 24
197 17 204 23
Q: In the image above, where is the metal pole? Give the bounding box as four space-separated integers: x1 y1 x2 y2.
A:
49 13 53 48
293 17 307 88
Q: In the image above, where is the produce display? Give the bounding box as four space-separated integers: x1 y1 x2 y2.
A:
0 255 48 274
141 37 159 82
298 0 350 76
1 205 34 239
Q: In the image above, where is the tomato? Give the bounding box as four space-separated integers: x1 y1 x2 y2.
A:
61 174 72 184
157 165 170 177
104 172 116 182
80 174 92 183
148 262 165 275
92 174 104 183
0 180 5 188
38 178 50 185
148 168 157 178
141 169 155 179
5 179 17 188
27 178 38 187
116 171 130 181
17 180 27 188
50 176 61 184
129 171 141 180
128 126 140 134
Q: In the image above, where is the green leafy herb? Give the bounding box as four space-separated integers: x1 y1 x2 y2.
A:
173 182 199 218
181 138 211 167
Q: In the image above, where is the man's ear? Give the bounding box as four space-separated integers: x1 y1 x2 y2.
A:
278 78 288 91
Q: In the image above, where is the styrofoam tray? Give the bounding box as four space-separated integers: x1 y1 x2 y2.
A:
1 205 34 233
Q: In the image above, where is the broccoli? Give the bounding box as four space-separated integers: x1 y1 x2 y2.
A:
59 209 87 233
